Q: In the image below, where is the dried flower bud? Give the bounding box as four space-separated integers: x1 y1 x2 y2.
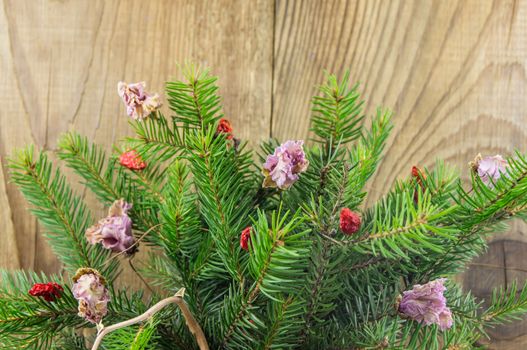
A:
398 278 453 331
412 166 426 203
85 199 135 253
217 118 234 140
262 140 309 190
119 150 146 170
72 268 109 324
28 282 63 302
118 81 161 120
339 208 361 235
240 227 252 251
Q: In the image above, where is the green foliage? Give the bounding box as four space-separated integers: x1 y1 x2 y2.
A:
351 190 458 260
57 132 131 205
127 112 185 163
8 148 119 280
344 108 392 209
167 65 223 129
6 65 527 349
311 71 364 150
247 210 310 299
482 281 527 325
101 317 160 350
0 270 83 349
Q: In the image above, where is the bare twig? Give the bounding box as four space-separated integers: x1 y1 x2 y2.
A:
128 258 154 295
91 288 209 350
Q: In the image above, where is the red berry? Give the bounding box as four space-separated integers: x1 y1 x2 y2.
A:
217 118 234 140
29 282 64 302
339 208 361 235
119 150 146 170
240 227 252 250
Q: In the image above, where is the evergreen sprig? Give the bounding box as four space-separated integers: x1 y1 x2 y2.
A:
482 281 527 325
311 71 365 152
8 147 118 279
5 65 527 349
0 270 82 349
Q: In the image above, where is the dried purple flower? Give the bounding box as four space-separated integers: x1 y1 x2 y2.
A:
262 140 309 190
72 268 110 324
470 154 508 187
118 81 161 120
85 199 135 253
398 278 453 331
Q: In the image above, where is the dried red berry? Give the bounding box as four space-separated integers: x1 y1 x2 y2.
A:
29 282 64 302
240 227 252 251
119 150 146 170
339 208 361 235
217 118 234 140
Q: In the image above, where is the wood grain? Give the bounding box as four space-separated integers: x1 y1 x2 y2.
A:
1 0 527 348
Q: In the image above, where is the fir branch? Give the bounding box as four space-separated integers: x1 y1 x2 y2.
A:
311 71 365 153
167 65 223 129
8 147 117 278
57 132 164 245
344 109 392 209
260 297 304 350
348 191 457 260
57 132 125 204
420 155 527 280
247 210 310 299
481 281 527 325
127 112 185 163
299 238 334 343
0 270 84 349
186 129 253 282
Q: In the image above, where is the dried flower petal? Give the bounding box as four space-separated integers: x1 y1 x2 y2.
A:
262 140 309 189
470 154 508 188
118 81 161 120
72 269 109 324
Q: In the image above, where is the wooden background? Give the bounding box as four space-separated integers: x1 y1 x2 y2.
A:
1 0 526 348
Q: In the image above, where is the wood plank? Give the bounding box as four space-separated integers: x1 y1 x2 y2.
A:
0 0 274 289
0 159 20 269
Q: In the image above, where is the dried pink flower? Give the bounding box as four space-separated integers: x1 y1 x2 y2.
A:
262 140 309 189
117 81 161 120
471 154 508 187
438 308 453 331
72 268 109 324
398 278 453 331
85 199 135 253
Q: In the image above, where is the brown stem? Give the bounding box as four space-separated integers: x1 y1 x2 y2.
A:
128 258 154 295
